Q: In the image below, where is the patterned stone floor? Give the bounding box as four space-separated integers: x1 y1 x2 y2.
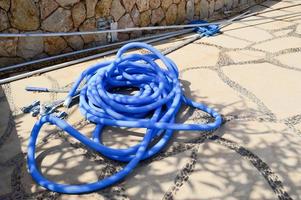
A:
1 0 301 199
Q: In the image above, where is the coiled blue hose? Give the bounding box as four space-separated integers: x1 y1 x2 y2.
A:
27 42 222 194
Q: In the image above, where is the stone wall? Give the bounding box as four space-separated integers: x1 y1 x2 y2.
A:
0 0 263 67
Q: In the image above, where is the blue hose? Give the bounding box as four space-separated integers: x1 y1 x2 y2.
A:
189 20 220 36
27 42 222 194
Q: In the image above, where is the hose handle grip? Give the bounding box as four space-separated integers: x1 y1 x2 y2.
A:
26 86 49 92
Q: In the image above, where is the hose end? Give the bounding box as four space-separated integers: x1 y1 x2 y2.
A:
63 97 72 108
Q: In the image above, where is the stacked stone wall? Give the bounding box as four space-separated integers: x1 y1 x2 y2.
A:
0 0 264 66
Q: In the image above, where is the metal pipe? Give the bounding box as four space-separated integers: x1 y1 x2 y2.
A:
25 86 69 93
0 11 250 85
1 2 300 38
0 28 193 73
163 10 250 55
0 20 232 38
0 29 194 84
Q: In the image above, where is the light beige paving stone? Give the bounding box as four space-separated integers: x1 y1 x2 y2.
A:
8 75 61 111
201 34 251 49
20 125 108 194
238 15 273 27
224 26 273 42
173 106 216 143
21 139 114 195
15 115 59 153
29 57 110 90
239 15 294 31
101 126 145 149
221 19 252 33
167 43 220 68
59 193 106 200
296 24 301 34
39 142 106 185
257 7 289 18
261 0 298 10
262 0 301 21
254 6 300 27
215 121 301 199
2 95 75 157
252 1 301 25
281 14 301 25
216 121 288 149
250 19 294 31
275 52 301 70
14 108 95 155
63 106 86 125
253 37 301 53
225 49 265 63
124 150 192 199
20 130 117 193
180 68 261 117
223 62 301 119
174 142 275 200
273 29 293 37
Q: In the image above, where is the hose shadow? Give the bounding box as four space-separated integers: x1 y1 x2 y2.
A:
3 75 299 200
122 106 299 199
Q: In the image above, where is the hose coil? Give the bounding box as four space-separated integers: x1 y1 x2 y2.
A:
28 42 222 194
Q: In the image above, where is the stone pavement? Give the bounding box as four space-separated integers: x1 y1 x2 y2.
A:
1 0 301 199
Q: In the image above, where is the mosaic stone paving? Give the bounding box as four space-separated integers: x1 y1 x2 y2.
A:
1 0 301 199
